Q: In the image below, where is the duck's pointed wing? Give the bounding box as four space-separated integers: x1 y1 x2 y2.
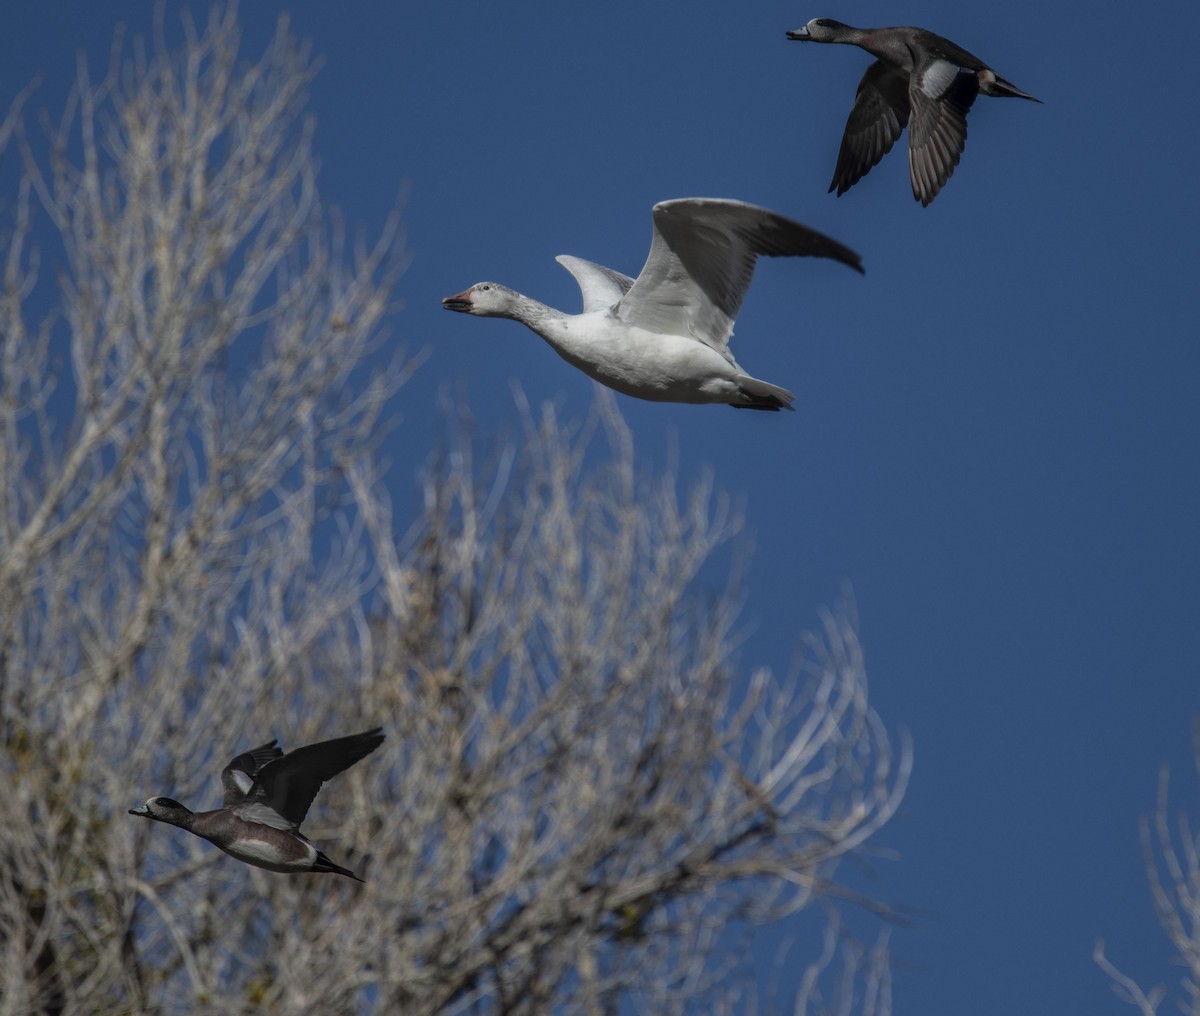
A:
245 728 385 828
830 60 910 197
907 60 979 205
232 801 298 831
555 255 635 312
221 740 283 807
616 199 863 354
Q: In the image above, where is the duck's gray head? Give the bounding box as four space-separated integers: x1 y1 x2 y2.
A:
129 796 194 828
786 18 849 42
441 282 520 318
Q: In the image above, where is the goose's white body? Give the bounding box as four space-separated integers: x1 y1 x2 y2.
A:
443 198 863 411
517 305 767 406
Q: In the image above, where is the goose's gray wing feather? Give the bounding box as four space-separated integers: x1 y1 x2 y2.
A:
556 255 635 312
616 199 863 354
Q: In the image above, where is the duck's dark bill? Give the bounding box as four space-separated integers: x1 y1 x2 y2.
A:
441 293 472 312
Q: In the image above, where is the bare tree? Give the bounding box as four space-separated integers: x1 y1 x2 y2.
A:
1095 720 1200 1016
0 6 905 1014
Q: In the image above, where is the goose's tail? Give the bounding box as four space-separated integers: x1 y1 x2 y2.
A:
731 375 796 412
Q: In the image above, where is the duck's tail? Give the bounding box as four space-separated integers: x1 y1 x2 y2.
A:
314 850 365 882
981 71 1041 102
731 375 796 411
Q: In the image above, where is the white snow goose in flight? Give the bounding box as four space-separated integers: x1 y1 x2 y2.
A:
442 197 863 411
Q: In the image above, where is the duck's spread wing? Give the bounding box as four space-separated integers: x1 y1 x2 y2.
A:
221 740 283 807
830 60 911 196
556 255 635 312
247 728 385 827
616 199 863 354
910 29 990 73
232 801 297 832
907 60 979 205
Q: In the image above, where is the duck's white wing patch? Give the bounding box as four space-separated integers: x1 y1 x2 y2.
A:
234 801 297 832
228 770 254 798
556 255 634 312
908 64 978 205
221 740 283 807
918 58 964 99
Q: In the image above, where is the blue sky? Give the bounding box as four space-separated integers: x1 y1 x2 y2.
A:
5 2 1199 1012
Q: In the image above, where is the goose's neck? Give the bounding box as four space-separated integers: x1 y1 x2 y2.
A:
507 292 568 337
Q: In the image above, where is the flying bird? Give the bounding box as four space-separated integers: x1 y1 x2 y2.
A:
129 728 384 881
787 19 1040 205
442 198 863 411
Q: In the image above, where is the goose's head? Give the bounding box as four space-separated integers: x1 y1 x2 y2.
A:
129 796 195 829
441 283 520 318
786 18 849 42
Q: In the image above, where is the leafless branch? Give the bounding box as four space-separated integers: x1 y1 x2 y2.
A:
1097 718 1200 1016
0 7 904 1014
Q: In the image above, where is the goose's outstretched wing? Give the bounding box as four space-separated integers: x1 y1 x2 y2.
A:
616 199 863 355
556 255 635 312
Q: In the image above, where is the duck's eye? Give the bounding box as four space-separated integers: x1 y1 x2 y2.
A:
155 797 182 809
481 285 490 291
